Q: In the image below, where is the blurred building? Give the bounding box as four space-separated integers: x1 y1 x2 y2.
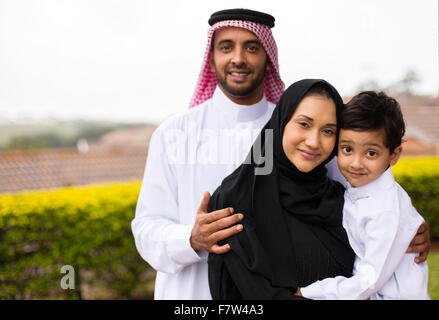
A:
0 126 155 194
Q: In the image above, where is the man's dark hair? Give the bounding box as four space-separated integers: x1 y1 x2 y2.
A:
341 91 406 153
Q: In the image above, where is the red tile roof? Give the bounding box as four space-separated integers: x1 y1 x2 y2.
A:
0 146 147 194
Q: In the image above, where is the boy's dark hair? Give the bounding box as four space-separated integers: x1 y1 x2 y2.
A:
341 91 405 153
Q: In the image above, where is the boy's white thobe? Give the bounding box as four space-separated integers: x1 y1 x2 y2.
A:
301 168 430 300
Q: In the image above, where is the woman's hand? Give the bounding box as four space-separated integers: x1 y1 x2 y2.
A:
294 288 303 297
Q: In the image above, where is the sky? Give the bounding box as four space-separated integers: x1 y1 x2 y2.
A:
0 0 437 124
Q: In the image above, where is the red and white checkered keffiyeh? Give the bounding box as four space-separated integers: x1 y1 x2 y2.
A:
188 20 284 108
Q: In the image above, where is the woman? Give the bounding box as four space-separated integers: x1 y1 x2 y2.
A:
208 79 355 299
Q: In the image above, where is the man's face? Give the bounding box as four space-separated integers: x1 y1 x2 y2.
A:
209 27 271 105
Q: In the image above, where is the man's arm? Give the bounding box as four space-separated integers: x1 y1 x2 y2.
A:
132 127 200 274
132 127 243 274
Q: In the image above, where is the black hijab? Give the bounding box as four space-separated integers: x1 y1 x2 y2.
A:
208 79 355 298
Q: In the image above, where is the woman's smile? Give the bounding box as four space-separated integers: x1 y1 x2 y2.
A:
297 148 321 160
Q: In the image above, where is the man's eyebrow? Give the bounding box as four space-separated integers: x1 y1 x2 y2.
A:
217 39 233 46
245 39 262 46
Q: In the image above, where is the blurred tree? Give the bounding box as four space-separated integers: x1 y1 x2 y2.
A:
0 121 150 151
356 79 380 92
355 69 421 96
399 69 420 96
6 133 67 150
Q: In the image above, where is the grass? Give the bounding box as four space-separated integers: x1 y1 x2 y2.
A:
428 252 439 300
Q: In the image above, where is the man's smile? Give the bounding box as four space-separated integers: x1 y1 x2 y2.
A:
227 70 251 82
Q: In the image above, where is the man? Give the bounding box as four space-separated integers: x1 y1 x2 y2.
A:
131 8 430 300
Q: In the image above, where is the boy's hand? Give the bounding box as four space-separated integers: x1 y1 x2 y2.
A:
407 222 431 263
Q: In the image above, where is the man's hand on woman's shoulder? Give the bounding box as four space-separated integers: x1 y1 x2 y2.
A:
190 191 244 254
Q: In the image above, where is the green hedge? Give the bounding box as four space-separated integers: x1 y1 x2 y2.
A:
393 157 439 239
396 174 439 239
0 157 437 299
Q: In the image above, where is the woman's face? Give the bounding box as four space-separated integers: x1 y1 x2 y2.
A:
282 95 337 172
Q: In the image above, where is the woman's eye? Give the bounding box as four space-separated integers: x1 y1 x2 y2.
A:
298 121 309 128
323 129 335 135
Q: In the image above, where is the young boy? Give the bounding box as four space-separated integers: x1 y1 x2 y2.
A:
299 91 430 300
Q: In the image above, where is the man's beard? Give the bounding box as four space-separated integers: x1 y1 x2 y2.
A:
213 65 266 98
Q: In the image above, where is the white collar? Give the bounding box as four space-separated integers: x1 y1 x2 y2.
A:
212 86 269 123
345 167 395 200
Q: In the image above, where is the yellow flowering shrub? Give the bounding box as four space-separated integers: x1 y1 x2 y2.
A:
393 156 439 177
0 181 150 299
392 157 439 241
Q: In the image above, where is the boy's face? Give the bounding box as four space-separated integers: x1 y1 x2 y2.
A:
337 129 402 187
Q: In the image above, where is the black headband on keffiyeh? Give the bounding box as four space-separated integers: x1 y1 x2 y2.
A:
208 8 275 28
208 79 355 298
